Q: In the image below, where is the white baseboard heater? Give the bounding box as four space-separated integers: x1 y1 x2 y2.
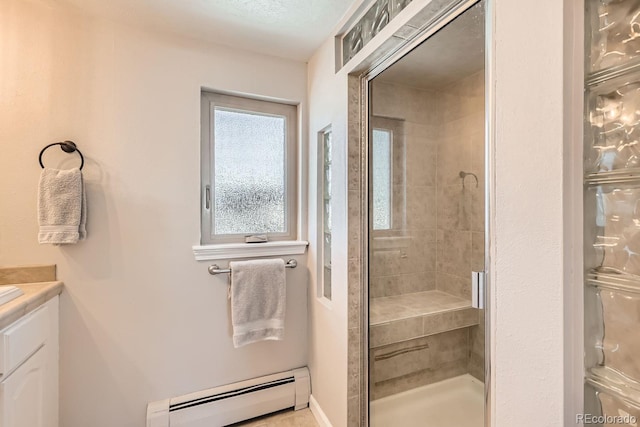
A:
146 367 310 427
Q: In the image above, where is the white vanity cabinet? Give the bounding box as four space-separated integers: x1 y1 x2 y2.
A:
0 297 59 427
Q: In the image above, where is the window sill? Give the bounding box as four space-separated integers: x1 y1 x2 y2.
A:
192 240 309 261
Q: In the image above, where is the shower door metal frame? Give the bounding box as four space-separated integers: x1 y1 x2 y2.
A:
358 0 494 425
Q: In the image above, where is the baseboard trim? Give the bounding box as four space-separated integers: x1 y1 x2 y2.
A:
309 395 333 427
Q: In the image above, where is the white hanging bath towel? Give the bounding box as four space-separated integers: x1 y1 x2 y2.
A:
38 167 87 245
229 258 286 348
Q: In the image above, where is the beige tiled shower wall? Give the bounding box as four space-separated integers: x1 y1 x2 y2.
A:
368 72 485 302
347 75 363 427
435 71 485 301
369 81 440 298
435 71 485 381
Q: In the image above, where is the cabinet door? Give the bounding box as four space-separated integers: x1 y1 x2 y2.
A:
0 348 47 427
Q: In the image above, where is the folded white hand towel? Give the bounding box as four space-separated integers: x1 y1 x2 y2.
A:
229 258 286 348
38 167 87 245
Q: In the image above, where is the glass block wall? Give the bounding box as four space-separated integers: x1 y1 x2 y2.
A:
584 1 640 423
342 0 412 64
322 129 333 300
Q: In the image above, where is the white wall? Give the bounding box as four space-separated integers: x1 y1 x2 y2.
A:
307 35 350 427
0 1 309 426
490 0 568 425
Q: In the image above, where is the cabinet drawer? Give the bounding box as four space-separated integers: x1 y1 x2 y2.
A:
0 306 49 376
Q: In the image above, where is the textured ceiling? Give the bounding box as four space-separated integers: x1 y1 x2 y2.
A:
59 0 358 61
376 4 485 89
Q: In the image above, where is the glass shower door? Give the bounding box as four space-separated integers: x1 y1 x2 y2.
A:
584 0 640 422
367 2 486 426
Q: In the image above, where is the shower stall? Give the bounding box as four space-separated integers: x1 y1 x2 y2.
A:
364 2 487 426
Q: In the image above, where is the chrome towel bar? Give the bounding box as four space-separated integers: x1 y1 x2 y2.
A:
208 259 298 275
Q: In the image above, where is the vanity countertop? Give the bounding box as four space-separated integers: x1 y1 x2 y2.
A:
0 264 63 330
0 281 63 330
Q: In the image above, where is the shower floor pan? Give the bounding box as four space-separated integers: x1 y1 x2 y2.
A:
371 374 484 427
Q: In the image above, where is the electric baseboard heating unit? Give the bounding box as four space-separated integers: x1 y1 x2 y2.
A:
146 367 310 427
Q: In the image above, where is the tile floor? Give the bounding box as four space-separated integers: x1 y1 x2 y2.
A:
232 408 319 427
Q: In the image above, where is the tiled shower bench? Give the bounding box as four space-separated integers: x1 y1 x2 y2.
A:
369 290 481 399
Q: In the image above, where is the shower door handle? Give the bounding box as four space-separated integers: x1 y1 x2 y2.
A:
472 271 485 309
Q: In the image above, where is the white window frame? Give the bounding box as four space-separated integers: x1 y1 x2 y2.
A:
200 91 298 245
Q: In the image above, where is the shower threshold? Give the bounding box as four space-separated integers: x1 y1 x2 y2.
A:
370 374 484 427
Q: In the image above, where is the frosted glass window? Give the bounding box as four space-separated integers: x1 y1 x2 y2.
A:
201 92 297 244
372 129 392 230
214 109 285 235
